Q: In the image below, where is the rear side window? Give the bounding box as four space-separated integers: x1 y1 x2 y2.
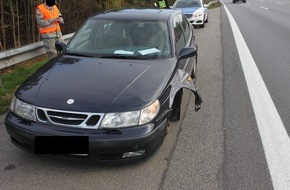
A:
173 14 186 55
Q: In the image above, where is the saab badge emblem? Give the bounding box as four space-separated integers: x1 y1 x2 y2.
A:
67 99 74 104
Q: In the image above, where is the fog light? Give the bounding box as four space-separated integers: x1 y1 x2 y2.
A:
122 150 145 158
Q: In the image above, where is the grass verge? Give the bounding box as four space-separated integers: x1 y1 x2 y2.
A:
0 56 47 115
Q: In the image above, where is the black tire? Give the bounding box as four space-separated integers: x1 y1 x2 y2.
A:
205 15 208 23
170 90 183 122
233 0 237 3
200 16 205 28
191 68 196 82
191 54 198 85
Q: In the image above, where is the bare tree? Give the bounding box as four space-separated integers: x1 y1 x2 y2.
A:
9 0 17 48
0 0 6 50
16 0 20 47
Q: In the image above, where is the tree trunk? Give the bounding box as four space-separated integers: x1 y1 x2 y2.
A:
26 0 31 43
9 0 17 48
16 0 20 47
0 0 6 50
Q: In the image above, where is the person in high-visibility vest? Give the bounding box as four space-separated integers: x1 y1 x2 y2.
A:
157 0 170 8
36 0 64 60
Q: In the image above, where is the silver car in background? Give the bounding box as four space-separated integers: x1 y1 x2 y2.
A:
173 0 209 28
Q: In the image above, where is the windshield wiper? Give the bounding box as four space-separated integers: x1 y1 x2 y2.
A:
65 52 94 57
100 55 148 59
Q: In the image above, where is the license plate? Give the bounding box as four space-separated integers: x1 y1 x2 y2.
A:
35 136 88 154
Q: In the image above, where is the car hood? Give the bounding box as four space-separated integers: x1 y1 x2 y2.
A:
176 7 201 15
16 56 175 113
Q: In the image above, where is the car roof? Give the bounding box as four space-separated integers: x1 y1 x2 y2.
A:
90 8 181 21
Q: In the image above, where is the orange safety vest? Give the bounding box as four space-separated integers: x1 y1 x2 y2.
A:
37 4 61 34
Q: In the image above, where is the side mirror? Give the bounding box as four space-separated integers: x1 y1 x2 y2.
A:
55 41 67 52
178 47 197 61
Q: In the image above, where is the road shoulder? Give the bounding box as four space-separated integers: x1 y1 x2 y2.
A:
161 7 224 190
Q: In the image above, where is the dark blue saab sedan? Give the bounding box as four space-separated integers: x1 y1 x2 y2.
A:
5 8 202 162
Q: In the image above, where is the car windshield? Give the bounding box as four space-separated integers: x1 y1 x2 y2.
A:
66 19 171 59
174 0 202 8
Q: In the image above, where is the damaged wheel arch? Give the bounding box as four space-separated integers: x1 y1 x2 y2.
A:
168 68 202 121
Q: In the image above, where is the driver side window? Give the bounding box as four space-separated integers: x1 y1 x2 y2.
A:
173 14 186 55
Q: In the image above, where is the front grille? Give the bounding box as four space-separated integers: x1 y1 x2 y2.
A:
47 111 87 125
36 107 104 129
184 14 193 18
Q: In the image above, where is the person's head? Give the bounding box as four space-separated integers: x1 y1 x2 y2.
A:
45 0 55 7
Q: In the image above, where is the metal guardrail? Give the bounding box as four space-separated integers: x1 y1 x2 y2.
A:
0 33 74 70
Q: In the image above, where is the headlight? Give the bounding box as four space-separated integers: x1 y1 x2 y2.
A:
193 12 203 17
100 111 140 128
10 96 36 121
100 100 160 129
139 100 160 125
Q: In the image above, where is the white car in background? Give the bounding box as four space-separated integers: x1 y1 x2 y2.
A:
173 0 209 28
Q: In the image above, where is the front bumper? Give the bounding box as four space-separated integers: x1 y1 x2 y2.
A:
187 14 204 25
5 112 168 162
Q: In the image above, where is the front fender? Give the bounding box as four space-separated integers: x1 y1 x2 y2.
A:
169 69 202 111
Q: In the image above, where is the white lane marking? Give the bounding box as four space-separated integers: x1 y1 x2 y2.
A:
259 6 269 10
222 1 290 190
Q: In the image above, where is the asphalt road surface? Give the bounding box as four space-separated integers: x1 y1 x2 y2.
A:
221 0 290 189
